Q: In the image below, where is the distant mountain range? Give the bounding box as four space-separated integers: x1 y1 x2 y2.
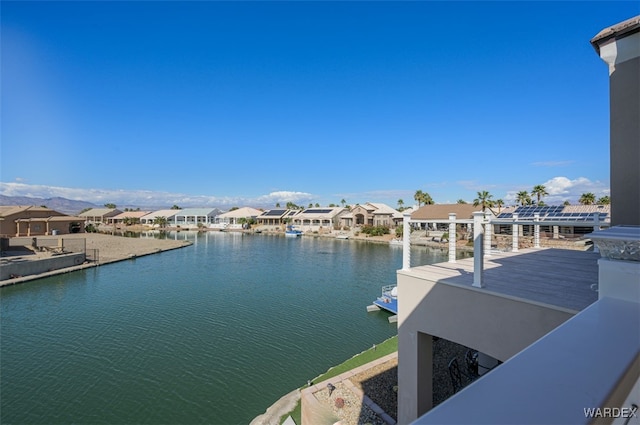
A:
0 195 227 216
0 195 100 216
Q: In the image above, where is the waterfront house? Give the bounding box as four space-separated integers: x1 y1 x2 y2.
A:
78 208 122 225
340 203 402 229
255 209 299 227
109 211 151 226
140 209 178 227
411 203 483 232
173 208 221 229
398 16 640 424
214 207 262 229
291 207 347 232
0 206 84 236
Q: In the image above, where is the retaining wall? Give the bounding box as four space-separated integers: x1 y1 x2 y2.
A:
1 253 86 281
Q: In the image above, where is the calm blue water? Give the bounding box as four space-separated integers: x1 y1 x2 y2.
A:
0 232 458 424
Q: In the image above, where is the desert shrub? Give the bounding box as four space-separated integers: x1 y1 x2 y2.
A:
361 225 390 237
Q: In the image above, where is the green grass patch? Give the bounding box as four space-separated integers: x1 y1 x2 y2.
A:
278 335 398 425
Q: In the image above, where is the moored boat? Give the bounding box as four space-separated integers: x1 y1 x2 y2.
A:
285 225 302 237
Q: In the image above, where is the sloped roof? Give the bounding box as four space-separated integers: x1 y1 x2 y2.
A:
0 205 59 218
78 208 121 217
140 209 179 220
174 208 221 217
16 216 82 222
294 207 346 219
217 207 262 218
411 204 483 220
256 209 292 219
367 203 400 216
112 211 151 219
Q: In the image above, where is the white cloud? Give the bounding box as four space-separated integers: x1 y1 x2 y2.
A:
0 182 314 209
503 176 609 205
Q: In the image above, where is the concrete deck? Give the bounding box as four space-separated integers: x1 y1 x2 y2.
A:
406 248 599 312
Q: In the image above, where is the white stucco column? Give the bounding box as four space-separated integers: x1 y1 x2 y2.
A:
484 214 492 257
534 213 540 248
473 212 484 288
448 213 457 263
512 213 519 252
589 226 640 302
553 225 559 239
403 212 411 270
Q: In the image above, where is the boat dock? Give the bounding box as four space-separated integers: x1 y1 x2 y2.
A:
367 284 398 322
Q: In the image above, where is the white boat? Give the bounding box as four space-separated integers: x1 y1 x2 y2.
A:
209 222 228 230
336 233 349 240
285 225 302 237
389 238 403 246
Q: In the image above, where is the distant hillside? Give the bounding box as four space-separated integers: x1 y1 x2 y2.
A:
0 195 98 215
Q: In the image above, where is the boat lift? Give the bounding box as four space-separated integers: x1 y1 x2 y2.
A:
367 285 398 323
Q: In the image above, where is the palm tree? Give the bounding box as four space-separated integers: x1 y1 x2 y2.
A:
579 192 596 205
473 191 494 212
153 216 168 229
516 190 532 206
563 200 571 206
397 199 404 211
414 190 424 207
494 199 504 214
531 185 549 205
456 199 467 204
422 192 434 205
275 203 281 208
340 199 346 207
597 195 610 205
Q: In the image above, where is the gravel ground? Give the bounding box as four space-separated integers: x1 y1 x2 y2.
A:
314 338 473 424
62 232 192 263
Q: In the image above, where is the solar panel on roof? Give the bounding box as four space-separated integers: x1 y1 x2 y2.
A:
304 209 332 214
263 209 286 216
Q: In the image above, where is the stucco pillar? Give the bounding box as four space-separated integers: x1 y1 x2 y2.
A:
590 226 640 302
398 331 433 424
512 213 519 252
534 213 540 248
448 213 456 263
553 225 559 239
473 212 484 288
591 17 640 226
484 214 492 257
403 212 411 270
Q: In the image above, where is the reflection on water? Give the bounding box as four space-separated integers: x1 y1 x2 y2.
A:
0 232 459 424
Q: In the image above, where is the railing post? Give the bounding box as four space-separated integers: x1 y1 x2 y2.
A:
534 213 540 248
592 213 600 253
402 212 411 270
448 213 457 263
473 212 484 288
512 213 519 252
484 213 492 257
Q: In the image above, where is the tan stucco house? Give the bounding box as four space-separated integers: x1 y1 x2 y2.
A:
340 203 402 229
0 206 84 236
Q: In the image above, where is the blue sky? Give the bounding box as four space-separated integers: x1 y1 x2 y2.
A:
2 1 638 209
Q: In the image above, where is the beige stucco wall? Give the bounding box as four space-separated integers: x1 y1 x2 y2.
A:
397 271 576 424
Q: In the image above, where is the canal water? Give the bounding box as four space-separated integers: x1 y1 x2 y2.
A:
1 232 460 424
